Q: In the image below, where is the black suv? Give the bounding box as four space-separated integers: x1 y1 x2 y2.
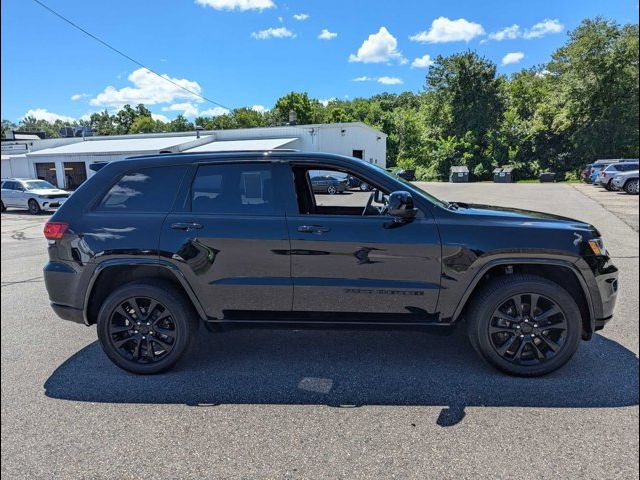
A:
43 152 618 376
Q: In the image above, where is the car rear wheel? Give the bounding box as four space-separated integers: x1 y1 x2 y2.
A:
28 199 41 215
327 186 337 195
467 274 582 376
97 280 198 374
624 179 639 195
604 180 615 191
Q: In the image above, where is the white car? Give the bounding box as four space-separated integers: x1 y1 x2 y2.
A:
612 170 639 194
1 178 71 214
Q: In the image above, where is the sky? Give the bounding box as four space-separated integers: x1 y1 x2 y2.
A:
1 0 638 123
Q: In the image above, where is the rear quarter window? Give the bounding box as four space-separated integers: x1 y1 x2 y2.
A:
96 166 186 213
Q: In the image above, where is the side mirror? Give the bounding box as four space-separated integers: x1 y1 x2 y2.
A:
387 191 417 222
374 189 385 203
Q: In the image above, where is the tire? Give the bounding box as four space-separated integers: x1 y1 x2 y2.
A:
96 280 198 374
359 182 370 192
327 186 337 195
624 179 639 195
28 199 41 215
466 274 582 377
1 201 5 212
604 180 615 191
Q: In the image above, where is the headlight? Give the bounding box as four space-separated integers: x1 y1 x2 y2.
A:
588 238 607 256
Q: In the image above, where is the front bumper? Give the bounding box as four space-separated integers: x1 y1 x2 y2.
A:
39 198 67 211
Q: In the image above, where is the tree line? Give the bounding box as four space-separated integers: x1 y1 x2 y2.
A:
3 18 638 180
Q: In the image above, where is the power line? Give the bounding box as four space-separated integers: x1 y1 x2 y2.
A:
32 0 230 111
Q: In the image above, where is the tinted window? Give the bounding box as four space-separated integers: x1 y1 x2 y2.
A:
619 163 638 172
97 166 185 213
191 163 276 215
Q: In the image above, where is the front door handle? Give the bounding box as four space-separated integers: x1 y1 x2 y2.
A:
171 222 203 231
297 225 330 234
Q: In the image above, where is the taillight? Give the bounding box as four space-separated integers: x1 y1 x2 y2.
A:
44 222 69 240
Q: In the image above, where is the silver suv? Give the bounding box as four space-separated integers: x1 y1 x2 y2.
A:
1 178 70 214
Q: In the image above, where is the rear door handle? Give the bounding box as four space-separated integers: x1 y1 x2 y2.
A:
297 225 330 234
171 222 203 231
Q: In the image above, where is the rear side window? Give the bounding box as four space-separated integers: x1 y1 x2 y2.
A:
97 166 186 213
191 163 276 215
619 163 638 172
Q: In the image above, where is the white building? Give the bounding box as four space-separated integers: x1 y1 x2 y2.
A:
1 122 386 189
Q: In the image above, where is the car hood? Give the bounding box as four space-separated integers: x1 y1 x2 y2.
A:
452 202 597 233
28 188 70 195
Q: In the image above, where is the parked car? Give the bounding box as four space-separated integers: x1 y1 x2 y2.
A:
596 161 639 190
589 159 619 184
612 170 639 194
580 164 593 183
43 152 618 377
1 178 70 214
310 175 348 194
347 175 370 191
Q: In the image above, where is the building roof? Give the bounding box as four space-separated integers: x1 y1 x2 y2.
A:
28 135 212 156
184 138 298 153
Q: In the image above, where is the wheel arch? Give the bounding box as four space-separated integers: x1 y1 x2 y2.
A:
452 259 595 339
84 259 207 325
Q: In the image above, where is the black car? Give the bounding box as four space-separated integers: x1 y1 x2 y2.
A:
310 175 348 194
43 152 618 376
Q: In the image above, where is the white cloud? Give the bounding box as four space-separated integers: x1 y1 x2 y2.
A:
523 19 564 39
251 27 296 39
319 97 336 106
377 76 403 85
162 102 200 117
251 104 268 113
151 113 169 122
349 27 406 64
411 54 434 68
200 106 231 116
352 76 403 85
70 93 90 101
318 28 337 40
410 17 484 43
293 13 309 21
501 52 525 65
487 24 521 41
23 109 76 123
90 68 202 107
194 0 275 11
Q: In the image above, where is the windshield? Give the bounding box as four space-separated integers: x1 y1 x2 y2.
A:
24 180 56 190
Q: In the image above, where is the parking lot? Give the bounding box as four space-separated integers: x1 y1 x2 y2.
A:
1 183 638 479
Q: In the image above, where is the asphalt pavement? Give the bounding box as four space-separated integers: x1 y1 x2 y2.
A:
1 183 638 479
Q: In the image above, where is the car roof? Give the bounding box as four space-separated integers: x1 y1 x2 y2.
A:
108 151 374 170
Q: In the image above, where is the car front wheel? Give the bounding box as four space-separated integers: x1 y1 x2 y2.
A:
467 274 582 376
97 280 197 374
28 199 41 215
624 179 639 195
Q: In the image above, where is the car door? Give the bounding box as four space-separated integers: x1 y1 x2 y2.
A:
1 181 16 206
159 161 292 320
282 162 442 320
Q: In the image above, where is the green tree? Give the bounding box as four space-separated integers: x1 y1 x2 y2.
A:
129 116 164 134
426 51 505 141
273 92 323 125
549 18 639 161
167 115 193 132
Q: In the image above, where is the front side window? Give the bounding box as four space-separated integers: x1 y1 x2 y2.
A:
97 166 186 213
191 163 276 215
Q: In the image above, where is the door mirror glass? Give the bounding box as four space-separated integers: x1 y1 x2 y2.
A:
388 191 418 222
374 189 385 204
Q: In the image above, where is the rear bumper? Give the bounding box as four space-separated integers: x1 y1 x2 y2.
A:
50 303 85 324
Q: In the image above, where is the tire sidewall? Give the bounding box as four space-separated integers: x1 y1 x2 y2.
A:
28 199 40 215
97 283 194 374
471 279 582 376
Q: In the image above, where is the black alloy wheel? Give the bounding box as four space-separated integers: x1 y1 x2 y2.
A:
97 281 197 374
107 296 177 364
488 293 567 366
